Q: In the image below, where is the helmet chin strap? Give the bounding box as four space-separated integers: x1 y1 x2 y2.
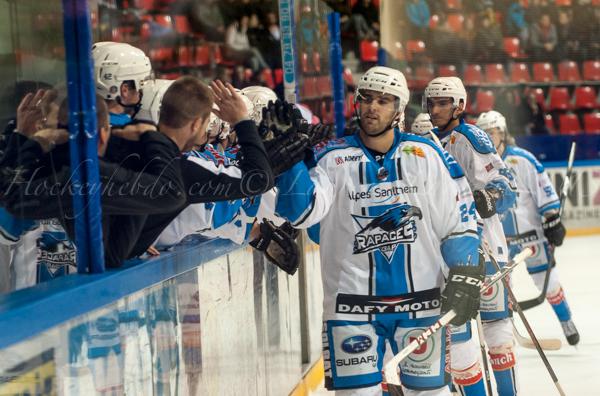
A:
436 105 461 133
116 94 143 118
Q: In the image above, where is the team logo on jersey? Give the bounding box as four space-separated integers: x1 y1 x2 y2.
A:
352 204 422 261
341 335 373 354
403 329 436 362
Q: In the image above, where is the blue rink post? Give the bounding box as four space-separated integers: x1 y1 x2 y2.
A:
327 12 346 137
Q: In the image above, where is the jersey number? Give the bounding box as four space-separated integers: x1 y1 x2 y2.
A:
460 202 477 222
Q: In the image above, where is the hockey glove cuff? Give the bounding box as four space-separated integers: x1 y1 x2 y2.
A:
543 212 566 247
249 220 300 275
441 261 485 326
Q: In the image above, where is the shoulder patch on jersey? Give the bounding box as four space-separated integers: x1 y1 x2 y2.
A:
400 134 465 179
453 123 496 154
313 135 358 161
401 145 426 158
507 146 544 173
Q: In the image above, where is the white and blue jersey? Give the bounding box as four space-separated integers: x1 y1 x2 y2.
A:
500 145 560 273
275 130 480 322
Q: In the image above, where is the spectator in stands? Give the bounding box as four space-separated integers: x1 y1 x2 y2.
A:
224 14 269 74
471 12 505 63
530 13 558 62
349 0 380 40
429 12 465 65
556 9 580 61
249 11 282 70
522 89 550 135
405 0 430 40
189 0 226 42
505 0 529 45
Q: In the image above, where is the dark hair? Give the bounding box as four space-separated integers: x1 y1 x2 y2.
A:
159 76 213 128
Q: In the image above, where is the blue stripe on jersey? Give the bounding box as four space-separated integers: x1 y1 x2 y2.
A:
307 224 320 244
109 112 132 127
275 161 316 225
501 210 519 237
440 232 480 267
399 133 465 179
211 200 243 229
504 145 544 173
539 200 560 216
454 119 497 154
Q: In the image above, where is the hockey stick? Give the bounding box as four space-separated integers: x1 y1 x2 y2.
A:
383 247 533 389
485 247 566 396
512 318 562 351
475 314 494 396
518 142 576 311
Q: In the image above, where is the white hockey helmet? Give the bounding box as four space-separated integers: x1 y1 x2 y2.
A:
92 41 152 100
422 77 467 111
356 66 410 112
476 110 507 133
135 79 174 124
241 86 277 123
410 113 434 136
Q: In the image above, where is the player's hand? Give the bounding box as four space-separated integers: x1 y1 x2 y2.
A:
210 80 249 126
112 122 157 141
16 89 46 137
543 212 566 247
146 246 160 256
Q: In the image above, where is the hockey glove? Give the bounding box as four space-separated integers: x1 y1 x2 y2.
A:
542 212 566 247
306 123 335 147
441 259 485 326
263 131 310 177
250 220 300 275
259 100 304 141
473 188 499 218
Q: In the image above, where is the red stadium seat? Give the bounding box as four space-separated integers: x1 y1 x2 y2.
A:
559 113 581 135
194 45 210 66
301 51 310 73
360 40 379 62
392 41 405 60
345 92 356 117
583 112 600 133
262 69 275 89
532 62 555 82
133 0 154 10
485 63 506 83
313 51 321 73
177 46 191 67
446 0 461 9
545 114 555 133
303 77 318 99
173 15 191 34
583 61 600 81
149 47 174 63
464 64 483 85
555 0 571 5
530 87 547 111
429 14 439 29
412 64 435 89
343 67 354 86
548 87 571 111
510 63 531 83
154 14 173 29
503 37 521 59
406 40 426 61
447 14 464 33
475 89 495 113
438 64 458 77
573 86 598 110
275 68 283 85
558 61 581 82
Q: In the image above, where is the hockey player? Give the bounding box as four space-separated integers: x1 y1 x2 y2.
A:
410 113 434 138
476 110 579 345
423 77 518 396
274 66 482 396
92 41 152 127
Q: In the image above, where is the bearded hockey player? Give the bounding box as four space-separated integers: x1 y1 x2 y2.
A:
477 110 579 346
424 77 518 396
274 66 482 396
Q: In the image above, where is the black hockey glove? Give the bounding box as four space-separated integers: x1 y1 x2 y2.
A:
259 99 304 141
306 123 335 147
473 188 499 219
542 212 566 247
263 130 310 177
441 258 485 326
250 220 300 275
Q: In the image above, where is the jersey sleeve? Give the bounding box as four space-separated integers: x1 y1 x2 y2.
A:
453 131 517 215
274 157 335 228
535 169 560 215
426 150 480 268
